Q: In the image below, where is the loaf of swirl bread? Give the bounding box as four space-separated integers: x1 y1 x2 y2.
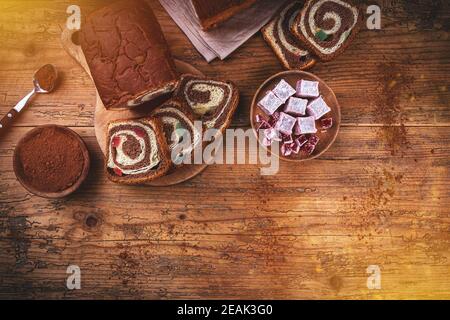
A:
80 0 179 109
190 0 257 30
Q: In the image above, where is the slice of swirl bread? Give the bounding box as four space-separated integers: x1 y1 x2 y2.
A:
291 0 363 61
262 1 316 70
150 100 202 168
105 117 171 185
173 74 239 134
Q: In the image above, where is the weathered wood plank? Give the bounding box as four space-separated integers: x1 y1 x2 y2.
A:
0 125 448 299
0 0 449 127
0 236 448 299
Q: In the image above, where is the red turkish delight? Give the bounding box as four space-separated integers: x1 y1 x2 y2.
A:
296 134 308 146
256 114 271 130
309 134 320 146
302 142 316 155
321 117 333 129
281 142 293 156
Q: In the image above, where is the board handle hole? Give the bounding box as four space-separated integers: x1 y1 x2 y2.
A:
71 30 81 46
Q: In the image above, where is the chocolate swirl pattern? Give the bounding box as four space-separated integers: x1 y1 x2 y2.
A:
293 0 362 61
262 1 316 70
106 118 171 184
174 75 239 132
151 101 201 165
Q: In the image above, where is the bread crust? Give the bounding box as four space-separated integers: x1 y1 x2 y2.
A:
191 0 257 30
261 2 316 70
150 99 200 169
105 117 172 185
291 0 363 61
80 0 179 109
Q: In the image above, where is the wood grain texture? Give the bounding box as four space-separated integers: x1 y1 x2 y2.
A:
0 0 449 299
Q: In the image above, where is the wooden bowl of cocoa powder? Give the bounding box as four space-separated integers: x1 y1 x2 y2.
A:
13 125 90 198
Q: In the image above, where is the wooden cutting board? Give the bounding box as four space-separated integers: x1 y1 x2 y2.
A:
61 27 208 186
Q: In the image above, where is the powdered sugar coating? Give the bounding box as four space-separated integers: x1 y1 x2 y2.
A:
258 91 283 115
296 79 319 98
273 79 296 102
306 96 331 120
284 96 308 116
275 112 297 135
294 116 317 135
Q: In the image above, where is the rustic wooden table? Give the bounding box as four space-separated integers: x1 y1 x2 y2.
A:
0 0 449 300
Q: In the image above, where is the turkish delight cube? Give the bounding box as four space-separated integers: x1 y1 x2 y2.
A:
284 96 308 116
296 79 320 98
321 117 333 129
275 112 296 135
273 79 296 102
308 134 320 146
302 142 316 155
306 96 331 120
294 116 317 135
258 91 283 115
296 134 308 146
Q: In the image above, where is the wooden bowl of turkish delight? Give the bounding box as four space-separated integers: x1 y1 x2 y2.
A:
250 70 341 162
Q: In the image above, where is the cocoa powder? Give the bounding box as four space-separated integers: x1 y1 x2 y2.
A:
35 64 57 92
16 126 85 193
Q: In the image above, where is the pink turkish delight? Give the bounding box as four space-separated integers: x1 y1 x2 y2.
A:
273 79 296 102
275 112 296 135
306 96 331 120
284 97 308 116
294 116 317 135
296 79 320 98
258 91 283 115
321 117 333 129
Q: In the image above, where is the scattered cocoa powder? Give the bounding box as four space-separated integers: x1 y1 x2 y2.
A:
16 126 85 193
374 62 414 156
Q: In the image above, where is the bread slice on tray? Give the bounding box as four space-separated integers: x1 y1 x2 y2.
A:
173 74 239 133
262 1 316 70
190 0 257 30
150 99 202 167
291 0 363 61
105 117 172 185
80 0 179 109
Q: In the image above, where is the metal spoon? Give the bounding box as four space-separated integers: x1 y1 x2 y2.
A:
0 64 58 133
